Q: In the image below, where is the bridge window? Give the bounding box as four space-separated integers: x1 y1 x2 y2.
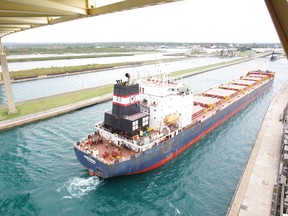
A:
132 120 138 131
142 116 149 126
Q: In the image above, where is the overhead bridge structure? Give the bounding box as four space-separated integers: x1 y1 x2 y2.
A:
265 0 288 57
0 0 181 38
0 0 287 115
0 0 181 114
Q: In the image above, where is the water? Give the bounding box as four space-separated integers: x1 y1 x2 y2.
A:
5 53 182 72
0 57 287 216
0 57 236 104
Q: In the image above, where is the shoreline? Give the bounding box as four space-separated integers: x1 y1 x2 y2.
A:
0 56 190 84
226 80 288 215
0 52 268 84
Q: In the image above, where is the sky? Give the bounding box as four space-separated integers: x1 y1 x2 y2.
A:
2 0 281 44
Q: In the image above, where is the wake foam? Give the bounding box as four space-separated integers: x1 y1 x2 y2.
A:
167 200 181 215
57 176 101 198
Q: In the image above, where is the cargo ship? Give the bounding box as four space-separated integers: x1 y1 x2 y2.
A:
74 70 275 178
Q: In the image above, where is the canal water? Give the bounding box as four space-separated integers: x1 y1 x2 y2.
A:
0 56 238 104
6 52 182 72
0 57 287 215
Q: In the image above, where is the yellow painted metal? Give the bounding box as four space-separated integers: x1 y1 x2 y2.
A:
0 0 181 38
265 0 288 58
164 113 180 125
88 0 180 15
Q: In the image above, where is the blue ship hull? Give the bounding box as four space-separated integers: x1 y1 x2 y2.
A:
74 77 273 178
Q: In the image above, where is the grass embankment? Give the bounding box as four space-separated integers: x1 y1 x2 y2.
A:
8 62 142 80
0 57 247 121
0 85 113 121
6 50 255 80
7 57 185 80
170 57 248 77
5 45 147 55
7 53 135 63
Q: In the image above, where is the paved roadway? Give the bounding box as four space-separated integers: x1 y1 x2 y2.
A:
227 81 288 215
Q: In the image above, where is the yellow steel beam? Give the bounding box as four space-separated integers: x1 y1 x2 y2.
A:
47 15 85 25
0 0 181 38
0 17 49 25
0 0 87 16
89 0 178 15
265 0 288 57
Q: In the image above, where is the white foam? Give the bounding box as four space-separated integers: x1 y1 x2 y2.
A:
167 200 181 215
57 176 101 198
62 196 73 199
147 182 157 190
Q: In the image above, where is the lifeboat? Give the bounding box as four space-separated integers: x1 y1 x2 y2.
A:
164 113 180 125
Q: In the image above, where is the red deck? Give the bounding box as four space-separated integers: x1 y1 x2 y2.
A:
242 77 263 81
232 79 256 86
191 71 273 123
203 88 238 99
220 84 247 91
194 95 222 107
76 133 137 164
247 73 269 78
192 105 205 119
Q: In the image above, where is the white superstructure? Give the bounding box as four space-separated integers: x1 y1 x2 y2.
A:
138 75 194 132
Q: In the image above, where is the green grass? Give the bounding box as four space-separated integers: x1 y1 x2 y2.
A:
8 63 133 79
7 58 186 80
5 45 149 55
7 53 135 63
170 58 248 77
0 85 113 121
235 50 256 57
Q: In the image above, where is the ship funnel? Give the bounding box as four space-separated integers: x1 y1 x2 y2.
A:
125 73 131 85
